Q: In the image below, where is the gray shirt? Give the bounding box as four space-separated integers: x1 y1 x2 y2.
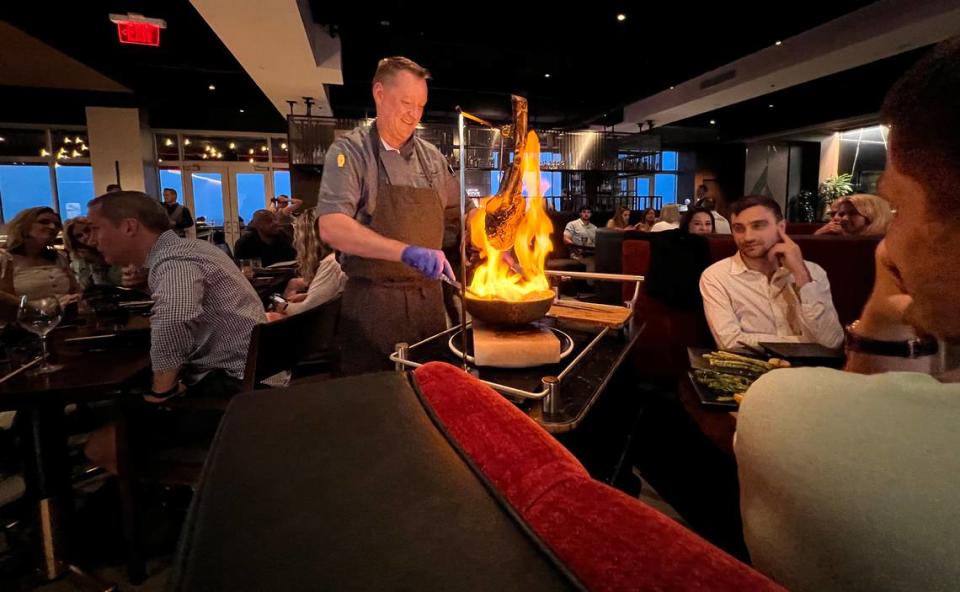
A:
315 123 460 228
737 367 960 591
146 231 266 383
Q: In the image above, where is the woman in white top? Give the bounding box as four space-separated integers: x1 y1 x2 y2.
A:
0 207 79 320
267 209 346 321
650 204 681 232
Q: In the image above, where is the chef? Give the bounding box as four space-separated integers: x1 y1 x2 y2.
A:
316 56 461 374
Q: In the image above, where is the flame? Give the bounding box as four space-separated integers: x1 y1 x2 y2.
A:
469 131 553 301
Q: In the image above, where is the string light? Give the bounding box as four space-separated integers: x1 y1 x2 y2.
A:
280 142 287 150
260 145 268 152
229 142 236 149
184 139 191 146
71 150 81 157
248 148 254 155
249 158 255 164
40 148 50 157
64 137 73 144
164 138 174 146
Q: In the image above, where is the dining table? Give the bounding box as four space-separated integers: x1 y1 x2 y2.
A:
0 307 152 588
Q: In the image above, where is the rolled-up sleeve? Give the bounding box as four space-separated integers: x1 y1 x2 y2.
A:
149 260 205 372
316 139 365 218
795 264 844 348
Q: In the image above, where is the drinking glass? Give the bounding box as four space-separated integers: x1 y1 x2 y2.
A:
17 296 64 375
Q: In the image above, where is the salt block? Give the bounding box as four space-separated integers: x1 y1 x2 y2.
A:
472 322 561 368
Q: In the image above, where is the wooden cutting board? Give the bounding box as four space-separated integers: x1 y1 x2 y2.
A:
545 300 632 329
472 322 561 367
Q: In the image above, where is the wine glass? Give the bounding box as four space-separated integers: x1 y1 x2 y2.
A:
17 296 64 375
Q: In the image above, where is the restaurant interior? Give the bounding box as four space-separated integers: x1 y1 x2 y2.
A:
1 1 960 590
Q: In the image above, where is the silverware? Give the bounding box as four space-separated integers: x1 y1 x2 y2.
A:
0 357 42 384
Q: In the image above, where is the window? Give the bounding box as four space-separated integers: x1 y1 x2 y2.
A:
655 174 677 205
0 164 55 222
159 168 185 203
236 173 267 225
55 164 94 219
661 151 678 172
273 170 291 198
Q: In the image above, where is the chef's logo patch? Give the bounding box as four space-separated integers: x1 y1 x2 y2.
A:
337 153 346 168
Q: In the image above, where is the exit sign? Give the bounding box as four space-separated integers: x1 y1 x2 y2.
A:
109 13 166 47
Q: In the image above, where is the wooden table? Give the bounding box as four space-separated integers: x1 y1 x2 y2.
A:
0 314 151 584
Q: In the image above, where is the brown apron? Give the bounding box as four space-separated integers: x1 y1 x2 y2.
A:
339 127 447 375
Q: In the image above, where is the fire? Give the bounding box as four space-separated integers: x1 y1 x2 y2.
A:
468 131 554 301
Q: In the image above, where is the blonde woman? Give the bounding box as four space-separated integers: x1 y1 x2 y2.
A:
815 194 893 236
268 209 346 320
0 207 80 319
650 204 681 232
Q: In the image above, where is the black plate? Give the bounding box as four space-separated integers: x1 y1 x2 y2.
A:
687 370 739 409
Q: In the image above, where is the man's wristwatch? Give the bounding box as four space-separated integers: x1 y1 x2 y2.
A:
844 320 939 358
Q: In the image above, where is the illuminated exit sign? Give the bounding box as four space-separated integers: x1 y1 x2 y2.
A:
109 13 167 47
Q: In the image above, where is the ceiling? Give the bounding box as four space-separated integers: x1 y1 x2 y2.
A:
311 0 880 126
0 3 285 131
0 0 927 142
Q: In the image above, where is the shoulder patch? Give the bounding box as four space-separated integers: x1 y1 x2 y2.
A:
337 153 346 168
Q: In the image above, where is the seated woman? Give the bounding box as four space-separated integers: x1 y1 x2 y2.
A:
634 207 658 232
650 204 681 232
267 210 346 321
815 194 893 236
0 207 79 319
63 217 124 290
605 206 637 231
680 206 716 235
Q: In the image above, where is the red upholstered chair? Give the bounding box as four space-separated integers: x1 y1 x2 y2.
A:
413 362 785 592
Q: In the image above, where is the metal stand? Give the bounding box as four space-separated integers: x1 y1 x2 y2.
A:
541 376 560 417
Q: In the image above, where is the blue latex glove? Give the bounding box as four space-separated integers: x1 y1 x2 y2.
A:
401 246 454 280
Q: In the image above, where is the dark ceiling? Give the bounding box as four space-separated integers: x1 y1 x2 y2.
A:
0 2 284 132
670 46 932 143
312 0 880 126
0 0 919 142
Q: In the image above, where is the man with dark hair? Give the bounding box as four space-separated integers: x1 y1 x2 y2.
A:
699 195 843 351
83 191 265 472
162 187 194 237
735 38 960 592
563 205 597 271
233 209 297 266
316 55 460 374
105 183 122 193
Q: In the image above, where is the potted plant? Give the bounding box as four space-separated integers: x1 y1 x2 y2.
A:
818 173 854 220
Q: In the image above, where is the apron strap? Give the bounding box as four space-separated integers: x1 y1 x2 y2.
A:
370 122 436 189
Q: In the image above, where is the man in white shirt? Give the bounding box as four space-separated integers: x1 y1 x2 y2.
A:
563 206 597 271
563 206 596 249
736 39 960 592
699 195 843 351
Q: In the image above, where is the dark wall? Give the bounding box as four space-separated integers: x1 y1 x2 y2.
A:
693 144 746 215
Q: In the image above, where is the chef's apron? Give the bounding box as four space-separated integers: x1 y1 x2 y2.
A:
338 129 447 375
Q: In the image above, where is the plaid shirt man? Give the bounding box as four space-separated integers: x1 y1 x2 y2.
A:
146 231 266 383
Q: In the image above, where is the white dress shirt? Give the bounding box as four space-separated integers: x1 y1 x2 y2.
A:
649 221 679 232
711 211 732 234
699 252 843 351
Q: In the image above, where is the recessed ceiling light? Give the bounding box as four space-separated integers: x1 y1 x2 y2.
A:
544 73 551 78
239 109 245 113
208 84 216 91
768 104 774 108
616 13 626 21
0 137 5 142
775 40 782 46
669 86 675 90
709 119 717 125
380 20 390 26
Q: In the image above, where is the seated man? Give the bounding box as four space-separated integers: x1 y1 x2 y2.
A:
83 191 266 471
735 38 960 592
563 206 597 271
234 209 297 267
699 195 843 351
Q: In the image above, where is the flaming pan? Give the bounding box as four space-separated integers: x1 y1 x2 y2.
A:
464 289 555 326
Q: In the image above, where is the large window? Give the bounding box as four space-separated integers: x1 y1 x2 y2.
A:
661 151 678 172
159 168 185 203
0 164 55 222
655 174 678 205
55 164 94 219
273 170 291 198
